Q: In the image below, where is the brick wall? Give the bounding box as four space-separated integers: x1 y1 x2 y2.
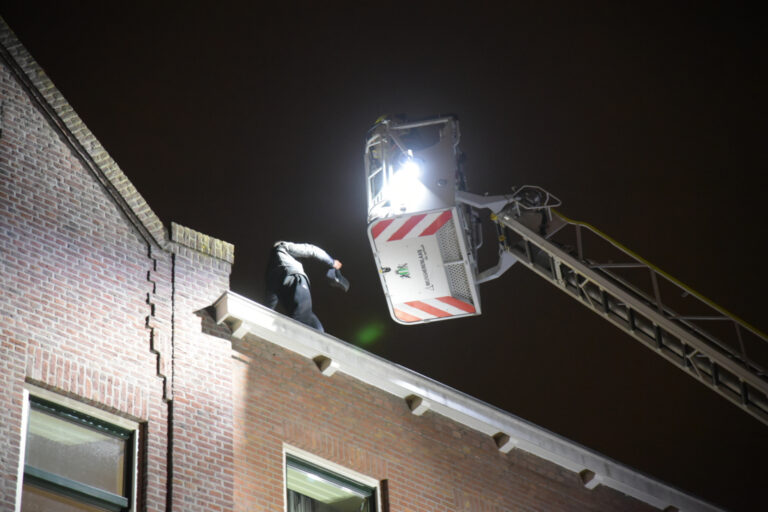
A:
0 20 234 511
232 334 656 512
170 245 235 511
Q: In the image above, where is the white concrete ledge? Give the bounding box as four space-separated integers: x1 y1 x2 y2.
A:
214 291 723 512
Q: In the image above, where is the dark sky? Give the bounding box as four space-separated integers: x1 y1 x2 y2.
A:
3 3 766 510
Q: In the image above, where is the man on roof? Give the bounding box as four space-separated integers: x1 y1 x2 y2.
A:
264 241 345 332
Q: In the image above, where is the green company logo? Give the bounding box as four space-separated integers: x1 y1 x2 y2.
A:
396 263 411 279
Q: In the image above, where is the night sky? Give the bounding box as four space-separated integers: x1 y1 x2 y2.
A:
3 3 766 510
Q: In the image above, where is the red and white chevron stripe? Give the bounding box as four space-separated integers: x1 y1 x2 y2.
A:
393 296 476 323
371 209 453 242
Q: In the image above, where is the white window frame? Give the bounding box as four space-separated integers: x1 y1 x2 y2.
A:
17 384 139 512
282 444 381 512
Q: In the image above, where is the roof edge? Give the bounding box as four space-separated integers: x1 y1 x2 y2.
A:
0 16 167 247
214 290 724 512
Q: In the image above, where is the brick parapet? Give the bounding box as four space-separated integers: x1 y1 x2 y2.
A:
171 222 235 264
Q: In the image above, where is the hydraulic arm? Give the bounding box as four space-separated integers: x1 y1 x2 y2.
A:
458 188 768 426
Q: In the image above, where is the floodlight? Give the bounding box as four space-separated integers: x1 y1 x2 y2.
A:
386 157 425 208
396 158 421 179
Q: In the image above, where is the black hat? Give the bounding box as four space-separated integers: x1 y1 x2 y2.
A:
326 268 350 292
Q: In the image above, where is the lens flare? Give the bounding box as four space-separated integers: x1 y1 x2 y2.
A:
355 322 386 346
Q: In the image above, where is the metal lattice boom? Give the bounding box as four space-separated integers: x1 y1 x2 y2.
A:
489 201 768 426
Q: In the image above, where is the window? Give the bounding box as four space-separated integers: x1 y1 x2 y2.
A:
286 454 377 512
21 394 135 512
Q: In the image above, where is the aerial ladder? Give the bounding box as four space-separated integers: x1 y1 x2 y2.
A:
364 115 768 427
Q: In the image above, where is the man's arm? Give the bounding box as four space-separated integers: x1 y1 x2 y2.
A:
282 242 336 267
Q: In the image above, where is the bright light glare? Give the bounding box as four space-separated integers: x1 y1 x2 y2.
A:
385 158 426 209
396 159 421 179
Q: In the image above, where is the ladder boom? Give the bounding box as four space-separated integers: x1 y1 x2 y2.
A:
478 193 768 426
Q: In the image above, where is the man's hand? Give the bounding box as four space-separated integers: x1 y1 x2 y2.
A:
333 259 342 270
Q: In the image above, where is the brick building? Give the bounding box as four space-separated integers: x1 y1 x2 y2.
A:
0 17 720 512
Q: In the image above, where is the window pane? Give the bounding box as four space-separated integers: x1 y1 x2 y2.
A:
21 483 111 512
286 457 374 512
287 487 372 512
25 408 127 495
